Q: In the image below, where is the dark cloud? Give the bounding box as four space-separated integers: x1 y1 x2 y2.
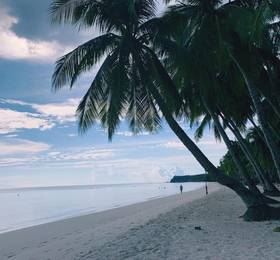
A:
1 0 166 47
1 0 51 39
0 0 94 46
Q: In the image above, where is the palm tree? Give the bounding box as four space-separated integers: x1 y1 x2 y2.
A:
181 77 277 195
223 0 280 180
187 80 280 194
219 126 280 188
179 85 262 194
156 0 280 203
203 103 262 195
220 113 280 195
247 127 279 183
50 0 280 220
160 0 280 181
50 0 169 139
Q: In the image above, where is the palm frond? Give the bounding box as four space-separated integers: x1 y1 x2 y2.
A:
194 113 211 141
143 46 183 114
52 33 120 90
50 0 124 31
102 51 130 140
77 51 119 133
213 124 222 141
126 60 161 134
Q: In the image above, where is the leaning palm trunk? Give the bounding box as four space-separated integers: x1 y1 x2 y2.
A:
248 119 280 183
224 118 280 196
148 84 280 221
50 0 280 222
203 103 261 195
248 117 266 143
231 56 280 181
247 84 280 179
260 93 280 120
268 122 280 142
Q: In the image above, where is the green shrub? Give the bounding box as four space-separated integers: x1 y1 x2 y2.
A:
273 227 280 232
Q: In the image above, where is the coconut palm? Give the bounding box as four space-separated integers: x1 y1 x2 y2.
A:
181 77 278 195
247 126 279 182
222 0 280 180
159 0 280 184
220 125 280 187
50 0 280 220
160 0 280 182
203 104 262 195
220 113 280 195
179 84 262 194
156 0 280 201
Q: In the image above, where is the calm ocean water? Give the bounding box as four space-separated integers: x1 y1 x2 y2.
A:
0 182 203 234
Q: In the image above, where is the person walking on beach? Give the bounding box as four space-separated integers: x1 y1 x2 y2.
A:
180 184 183 194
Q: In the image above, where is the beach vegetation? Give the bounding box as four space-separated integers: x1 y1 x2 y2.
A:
50 0 280 221
273 226 280 232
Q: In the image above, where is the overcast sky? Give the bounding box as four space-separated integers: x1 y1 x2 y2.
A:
0 0 227 188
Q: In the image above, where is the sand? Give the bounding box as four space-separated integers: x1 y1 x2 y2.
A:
0 183 279 260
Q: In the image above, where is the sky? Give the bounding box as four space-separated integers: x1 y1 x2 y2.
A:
0 0 228 188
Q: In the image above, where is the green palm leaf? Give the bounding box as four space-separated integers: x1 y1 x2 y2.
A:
52 33 120 90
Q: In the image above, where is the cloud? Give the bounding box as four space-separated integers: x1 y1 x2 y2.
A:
0 98 79 134
0 8 68 62
159 167 186 178
0 139 115 168
0 139 50 155
0 99 28 106
0 108 54 134
115 131 150 137
31 98 79 123
0 157 38 167
159 141 185 149
0 134 225 186
46 148 114 162
116 131 134 137
89 165 170 184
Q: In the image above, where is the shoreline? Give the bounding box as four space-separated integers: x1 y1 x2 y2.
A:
0 182 177 192
0 182 204 235
1 183 279 259
0 183 218 259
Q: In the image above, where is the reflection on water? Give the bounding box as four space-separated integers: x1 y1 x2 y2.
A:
0 182 203 233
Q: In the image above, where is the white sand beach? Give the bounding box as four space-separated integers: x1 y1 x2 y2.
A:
0 183 279 260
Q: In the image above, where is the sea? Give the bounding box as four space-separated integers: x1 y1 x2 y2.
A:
0 182 203 234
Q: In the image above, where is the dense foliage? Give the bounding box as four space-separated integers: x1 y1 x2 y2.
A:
219 128 280 183
50 0 280 220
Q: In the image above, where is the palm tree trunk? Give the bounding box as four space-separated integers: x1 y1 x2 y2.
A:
268 122 280 141
148 85 267 208
231 55 280 181
224 117 280 195
140 51 279 219
259 92 280 120
248 118 280 182
248 84 280 179
203 103 261 195
149 86 280 220
248 117 266 143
